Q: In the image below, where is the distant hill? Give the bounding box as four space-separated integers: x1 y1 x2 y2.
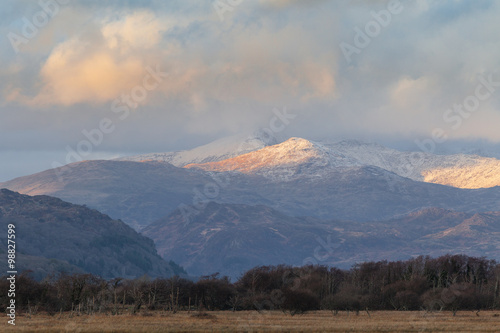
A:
142 201 332 278
144 202 500 279
0 160 216 230
0 189 185 280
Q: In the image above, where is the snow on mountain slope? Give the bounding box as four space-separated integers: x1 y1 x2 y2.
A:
324 140 500 189
184 138 363 181
116 129 279 167
185 137 500 188
115 130 500 188
422 160 500 189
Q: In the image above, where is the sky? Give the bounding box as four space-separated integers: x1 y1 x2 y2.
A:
1 0 500 181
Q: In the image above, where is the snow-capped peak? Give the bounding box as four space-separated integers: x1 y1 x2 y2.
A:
119 132 500 188
184 137 362 181
185 136 500 188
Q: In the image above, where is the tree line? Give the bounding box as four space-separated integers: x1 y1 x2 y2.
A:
2 254 500 315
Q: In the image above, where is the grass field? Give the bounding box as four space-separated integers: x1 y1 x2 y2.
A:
4 310 500 332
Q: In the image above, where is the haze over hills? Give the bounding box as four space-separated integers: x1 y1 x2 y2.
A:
0 189 185 279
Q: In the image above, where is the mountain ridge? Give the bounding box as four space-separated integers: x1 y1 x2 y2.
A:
0 188 185 279
182 136 500 188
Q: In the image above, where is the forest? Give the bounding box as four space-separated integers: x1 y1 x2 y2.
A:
2 254 500 316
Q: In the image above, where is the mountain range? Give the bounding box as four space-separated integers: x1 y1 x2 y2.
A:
121 134 500 189
143 202 500 278
183 137 500 189
4 137 500 228
2 133 500 278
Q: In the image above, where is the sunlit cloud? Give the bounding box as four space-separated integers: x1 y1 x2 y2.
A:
101 11 165 51
9 10 169 106
34 40 144 105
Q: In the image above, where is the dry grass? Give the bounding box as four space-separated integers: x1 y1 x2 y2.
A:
5 310 500 332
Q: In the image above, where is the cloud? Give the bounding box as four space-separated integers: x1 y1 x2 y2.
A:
101 11 165 51
389 76 437 112
259 0 328 9
34 39 144 105
9 10 169 106
7 5 338 113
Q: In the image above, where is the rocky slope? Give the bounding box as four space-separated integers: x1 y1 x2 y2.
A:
142 201 331 277
144 203 500 279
